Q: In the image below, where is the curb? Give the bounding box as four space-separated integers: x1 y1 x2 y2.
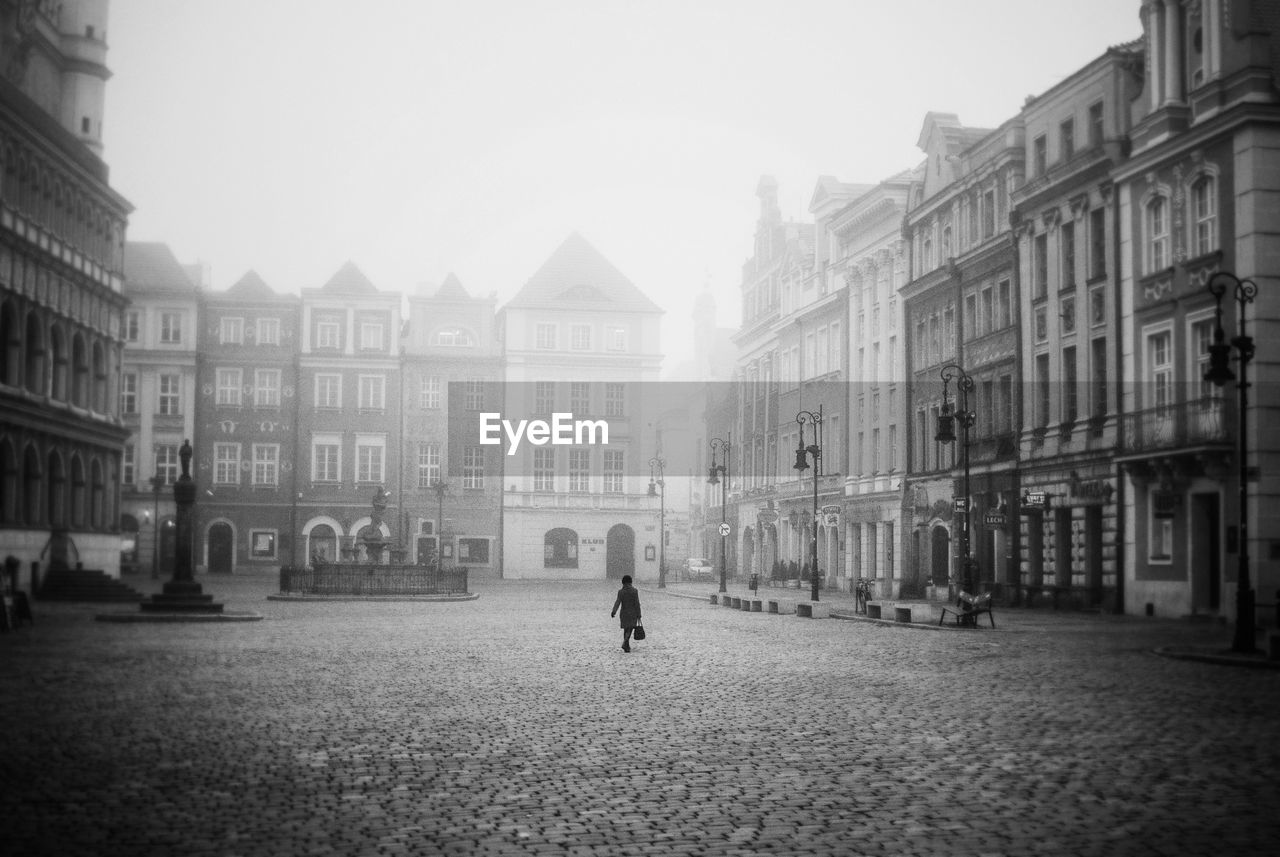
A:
644 587 975 631
266 593 480 602
1153 645 1280 670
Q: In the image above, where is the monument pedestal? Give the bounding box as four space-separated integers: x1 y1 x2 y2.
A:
140 580 224 613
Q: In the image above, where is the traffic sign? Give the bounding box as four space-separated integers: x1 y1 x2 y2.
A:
718 522 731 537
953 497 969 511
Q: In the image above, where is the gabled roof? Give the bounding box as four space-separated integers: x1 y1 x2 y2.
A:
321 260 378 294
122 242 197 298
505 232 662 314
434 272 470 300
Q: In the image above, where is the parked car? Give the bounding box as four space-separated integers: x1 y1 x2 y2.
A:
684 557 714 580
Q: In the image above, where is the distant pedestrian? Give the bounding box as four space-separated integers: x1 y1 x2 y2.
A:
610 575 642 653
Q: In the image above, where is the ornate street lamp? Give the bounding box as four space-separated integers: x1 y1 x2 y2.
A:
793 406 823 602
708 435 731 594
432 480 448 572
648 455 667 589
937 364 977 594
1205 270 1258 653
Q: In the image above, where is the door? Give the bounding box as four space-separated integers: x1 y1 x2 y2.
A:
606 524 635 580
1085 506 1103 606
1190 493 1221 612
208 522 233 574
930 525 950 586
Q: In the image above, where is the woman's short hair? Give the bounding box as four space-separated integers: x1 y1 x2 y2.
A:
622 575 632 586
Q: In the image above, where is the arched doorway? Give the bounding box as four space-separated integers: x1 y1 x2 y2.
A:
606 524 634 580
930 525 950 586
208 522 234 573
544 528 579 569
308 524 337 563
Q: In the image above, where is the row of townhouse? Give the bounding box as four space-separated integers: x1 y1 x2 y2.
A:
119 233 670 582
711 0 1280 620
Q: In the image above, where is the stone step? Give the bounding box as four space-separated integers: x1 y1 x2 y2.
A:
39 569 145 603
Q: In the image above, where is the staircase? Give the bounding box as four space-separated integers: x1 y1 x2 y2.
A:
38 568 145 603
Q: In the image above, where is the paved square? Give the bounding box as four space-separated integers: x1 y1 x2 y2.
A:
2 576 1278 856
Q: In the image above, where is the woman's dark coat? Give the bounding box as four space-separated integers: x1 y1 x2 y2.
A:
612 585 642 629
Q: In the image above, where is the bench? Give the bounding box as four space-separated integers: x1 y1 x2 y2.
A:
938 591 995 628
795 602 831 619
767 599 797 615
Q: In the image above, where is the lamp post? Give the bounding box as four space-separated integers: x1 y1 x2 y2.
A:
149 473 165 579
793 406 823 602
648 456 667 589
936 364 977 594
432 479 448 571
1204 270 1258 653
708 435 731 594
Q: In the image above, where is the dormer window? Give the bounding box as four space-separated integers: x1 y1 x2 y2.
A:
435 327 474 347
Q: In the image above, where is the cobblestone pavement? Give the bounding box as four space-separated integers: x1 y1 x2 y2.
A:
2 574 1279 857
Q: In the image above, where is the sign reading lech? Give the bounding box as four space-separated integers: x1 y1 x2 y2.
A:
984 514 1006 526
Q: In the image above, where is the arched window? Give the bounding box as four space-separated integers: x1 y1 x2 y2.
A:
23 446 41 525
544 527 579 568
90 458 104 529
70 454 85 527
24 312 44 394
92 340 106 413
309 524 337 563
1146 197 1169 273
1190 176 1217 258
0 300 17 386
0 439 16 523
47 451 65 527
72 332 88 408
49 324 67 401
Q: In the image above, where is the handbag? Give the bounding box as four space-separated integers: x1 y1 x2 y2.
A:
632 623 646 641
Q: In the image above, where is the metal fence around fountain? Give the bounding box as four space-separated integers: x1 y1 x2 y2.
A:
278 564 470 597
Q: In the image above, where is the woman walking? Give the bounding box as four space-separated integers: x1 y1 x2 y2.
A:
610 575 642 653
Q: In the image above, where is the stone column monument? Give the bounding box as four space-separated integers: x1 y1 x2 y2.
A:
140 440 224 613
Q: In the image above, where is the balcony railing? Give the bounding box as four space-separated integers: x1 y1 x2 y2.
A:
1119 397 1231 456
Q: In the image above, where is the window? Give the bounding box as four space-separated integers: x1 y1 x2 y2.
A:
534 381 555 414
155 444 180 484
250 530 277 559
316 319 340 349
158 374 181 415
124 311 140 343
1060 118 1075 161
1062 346 1078 424
315 374 341 409
254 369 281 408
535 323 556 349
435 327 473 346
1147 330 1173 411
464 378 484 411
1149 500 1174 562
360 322 384 351
605 383 625 417
1035 306 1048 342
1088 101 1104 147
1091 337 1108 418
871 428 881 472
122 444 135 486
1061 296 1076 334
980 287 993 337
417 443 440 488
220 317 243 345
1089 208 1106 279
1191 176 1217 257
457 538 490 565
982 190 995 239
996 279 1011 329
1033 134 1047 176
121 372 138 414
1034 233 1048 299
964 294 977 340
160 312 181 344
462 446 484 489
420 375 440 409
999 375 1014 434
253 444 279 486
1090 286 1106 327
210 368 239 406
358 375 385 410
570 382 590 414
571 324 591 350
1061 221 1076 289
603 450 624 493
534 448 555 492
1192 319 1217 401
257 318 280 345
1036 353 1051 427
214 443 240 485
888 424 898 471
569 449 590 492
356 436 385 483
606 326 627 352
312 434 341 482
1147 197 1169 272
